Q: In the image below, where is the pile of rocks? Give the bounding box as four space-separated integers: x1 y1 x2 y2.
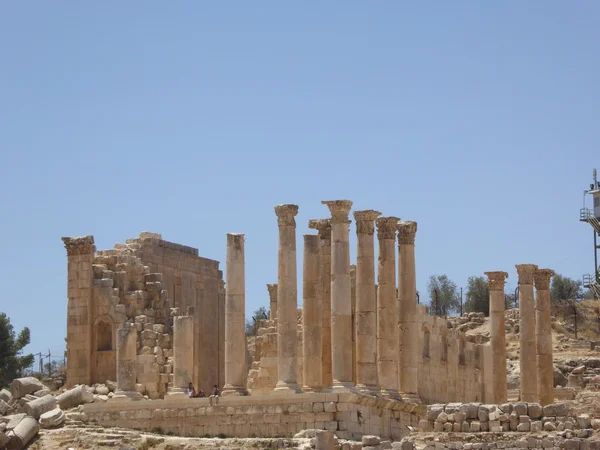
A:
447 313 486 334
403 435 600 450
421 402 600 435
554 358 600 390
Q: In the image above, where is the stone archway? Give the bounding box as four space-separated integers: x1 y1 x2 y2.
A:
92 315 117 385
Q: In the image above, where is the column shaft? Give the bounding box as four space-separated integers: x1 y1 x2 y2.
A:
302 234 322 392
267 284 278 320
223 233 247 396
274 204 300 393
377 217 400 397
113 322 142 400
535 269 555 406
485 271 508 403
516 264 538 402
169 316 195 396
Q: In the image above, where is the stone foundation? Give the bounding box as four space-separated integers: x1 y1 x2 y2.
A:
83 393 425 440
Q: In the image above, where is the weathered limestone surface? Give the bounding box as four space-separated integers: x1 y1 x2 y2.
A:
223 233 248 396
267 284 278 321
516 264 538 402
309 219 332 390
56 385 94 410
322 200 354 391
24 394 58 419
113 322 143 401
273 204 300 393
397 221 418 399
302 234 322 392
9 378 44 400
168 316 194 397
353 210 381 393
377 217 400 398
6 416 39 450
485 271 509 404
534 268 555 406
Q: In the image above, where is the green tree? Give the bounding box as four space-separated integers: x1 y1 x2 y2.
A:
550 274 583 302
464 276 490 316
0 313 34 388
245 306 270 336
427 274 459 316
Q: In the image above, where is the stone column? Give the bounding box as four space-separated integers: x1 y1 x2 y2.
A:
534 268 555 406
168 315 195 396
62 236 95 388
113 322 142 401
273 204 300 393
516 264 538 402
485 271 509 403
223 233 248 396
309 218 333 390
353 210 381 393
302 234 322 392
350 264 357 384
322 200 354 391
376 217 400 397
397 221 419 400
267 284 278 321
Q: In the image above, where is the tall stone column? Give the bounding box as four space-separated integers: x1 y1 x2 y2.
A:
309 218 333 390
534 268 555 406
273 204 300 393
397 221 419 400
223 233 248 396
516 264 538 402
168 315 195 396
485 271 509 403
376 217 400 397
322 200 354 391
353 210 381 393
302 234 323 392
267 284 278 321
113 322 142 401
62 236 95 388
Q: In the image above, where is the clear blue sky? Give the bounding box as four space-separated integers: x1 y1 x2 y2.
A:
1 2 598 361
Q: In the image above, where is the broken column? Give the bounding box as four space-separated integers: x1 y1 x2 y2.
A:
376 217 400 398
309 218 333 390
223 233 248 396
322 200 354 391
397 220 419 400
112 322 143 401
516 263 538 402
273 204 300 393
485 271 509 403
353 210 381 393
267 284 278 321
534 268 555 406
62 235 95 388
167 315 194 396
302 234 323 392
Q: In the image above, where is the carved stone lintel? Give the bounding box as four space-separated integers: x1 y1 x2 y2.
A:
322 200 353 224
274 204 299 226
515 264 538 285
533 269 554 291
484 271 509 291
62 235 96 256
397 221 418 245
353 210 381 235
308 219 332 239
266 284 278 300
376 217 400 240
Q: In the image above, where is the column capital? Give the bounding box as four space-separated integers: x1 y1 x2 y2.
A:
397 221 418 245
515 264 538 285
322 200 353 224
484 271 509 291
353 210 381 235
267 284 278 299
62 235 95 256
376 217 400 240
533 269 554 291
308 219 332 239
274 204 299 226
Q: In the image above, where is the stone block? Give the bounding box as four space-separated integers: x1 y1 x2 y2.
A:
461 421 470 432
527 403 543 419
520 415 530 423
543 403 568 417
324 402 337 412
516 422 530 432
444 423 453 432
577 414 591 429
470 421 481 432
530 420 542 432
544 421 557 431
434 421 444 432
427 405 444 421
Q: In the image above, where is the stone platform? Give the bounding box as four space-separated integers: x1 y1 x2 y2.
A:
83 392 425 441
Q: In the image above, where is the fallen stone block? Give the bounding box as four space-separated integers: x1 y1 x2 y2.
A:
527 403 543 419
56 385 94 410
577 414 591 429
32 388 51 398
315 430 336 450
5 414 26 431
6 416 39 450
39 408 65 428
9 378 44 400
24 394 58 420
105 380 117 392
0 399 10 416
65 411 88 423
362 435 381 446
95 385 109 395
0 389 12 403
543 403 568 417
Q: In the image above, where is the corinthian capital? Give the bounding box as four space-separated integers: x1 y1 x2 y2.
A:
308 218 332 240
62 235 95 256
515 264 538 285
266 283 278 300
397 221 418 245
274 204 299 226
353 210 381 235
321 200 353 224
533 269 554 291
376 217 400 240
484 271 509 291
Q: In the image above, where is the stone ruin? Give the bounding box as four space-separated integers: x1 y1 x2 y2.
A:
51 199 599 446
